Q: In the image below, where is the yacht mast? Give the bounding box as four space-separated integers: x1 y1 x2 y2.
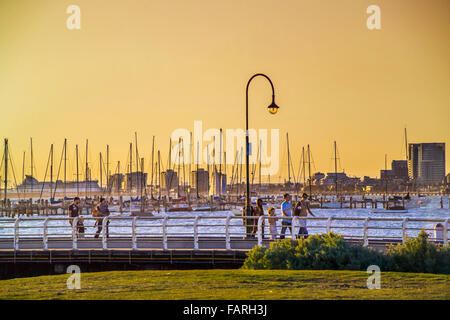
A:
334 141 338 198
3 139 8 203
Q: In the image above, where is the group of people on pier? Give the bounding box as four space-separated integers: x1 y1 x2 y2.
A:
67 192 315 240
68 197 110 238
247 192 316 240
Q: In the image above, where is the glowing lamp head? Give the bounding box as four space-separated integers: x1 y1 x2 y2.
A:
268 100 279 115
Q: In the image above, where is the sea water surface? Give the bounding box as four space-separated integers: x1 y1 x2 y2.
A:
0 196 449 240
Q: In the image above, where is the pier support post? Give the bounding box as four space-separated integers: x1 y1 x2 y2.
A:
193 216 200 251
72 217 79 250
132 217 137 250
14 218 20 251
225 215 232 250
162 216 168 251
43 217 49 251
327 216 335 233
444 218 449 245
257 216 265 245
363 217 370 247
102 217 110 250
402 218 409 243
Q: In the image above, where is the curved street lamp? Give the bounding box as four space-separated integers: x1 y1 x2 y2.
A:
245 73 279 216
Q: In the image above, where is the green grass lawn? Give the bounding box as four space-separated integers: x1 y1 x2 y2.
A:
0 269 448 300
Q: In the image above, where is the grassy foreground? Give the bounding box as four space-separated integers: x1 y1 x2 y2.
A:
0 269 448 300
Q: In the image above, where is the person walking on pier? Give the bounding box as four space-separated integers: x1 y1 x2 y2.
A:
295 193 316 238
94 198 110 238
251 199 265 238
68 197 85 238
280 193 293 239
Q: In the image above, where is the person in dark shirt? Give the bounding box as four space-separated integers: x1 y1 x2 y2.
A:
94 198 110 238
68 197 85 237
251 199 265 238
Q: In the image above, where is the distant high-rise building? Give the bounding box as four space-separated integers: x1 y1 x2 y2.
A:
191 169 209 193
161 169 178 190
125 172 147 192
408 143 445 184
108 173 124 191
391 160 408 180
212 171 227 195
380 169 394 180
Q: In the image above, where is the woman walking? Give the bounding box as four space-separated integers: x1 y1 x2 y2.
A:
251 199 265 238
94 198 110 238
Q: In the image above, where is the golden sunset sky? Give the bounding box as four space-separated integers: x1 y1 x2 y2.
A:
0 0 449 183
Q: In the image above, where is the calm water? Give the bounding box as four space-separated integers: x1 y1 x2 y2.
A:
0 196 449 240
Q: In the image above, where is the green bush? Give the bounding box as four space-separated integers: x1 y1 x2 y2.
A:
386 230 450 274
243 232 388 271
243 231 449 274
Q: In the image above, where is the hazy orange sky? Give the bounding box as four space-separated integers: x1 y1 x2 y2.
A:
0 0 449 183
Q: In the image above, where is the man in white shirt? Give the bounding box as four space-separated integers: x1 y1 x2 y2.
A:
280 193 293 239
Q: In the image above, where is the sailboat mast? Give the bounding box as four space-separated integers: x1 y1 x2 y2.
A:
286 133 291 186
302 146 306 188
307 144 312 197
129 142 133 194
219 128 222 194
207 144 210 195
30 138 33 179
334 141 338 197
158 150 161 199
106 145 109 195
100 152 103 196
258 139 262 193
140 158 144 199
135 132 139 194
85 139 88 198
64 138 67 198
117 161 121 196
4 139 8 203
150 136 155 199
75 145 79 196
196 141 199 198
189 132 192 197
182 138 186 195
404 128 408 161
22 151 25 185
168 139 172 172
177 138 181 197
224 150 227 196
50 144 53 198
30 138 33 192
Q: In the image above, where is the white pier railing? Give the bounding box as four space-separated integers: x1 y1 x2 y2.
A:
0 216 448 251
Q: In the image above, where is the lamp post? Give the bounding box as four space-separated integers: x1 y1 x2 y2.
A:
245 73 279 216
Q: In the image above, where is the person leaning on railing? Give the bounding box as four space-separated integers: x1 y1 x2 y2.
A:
251 198 265 238
68 197 85 238
93 198 110 238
